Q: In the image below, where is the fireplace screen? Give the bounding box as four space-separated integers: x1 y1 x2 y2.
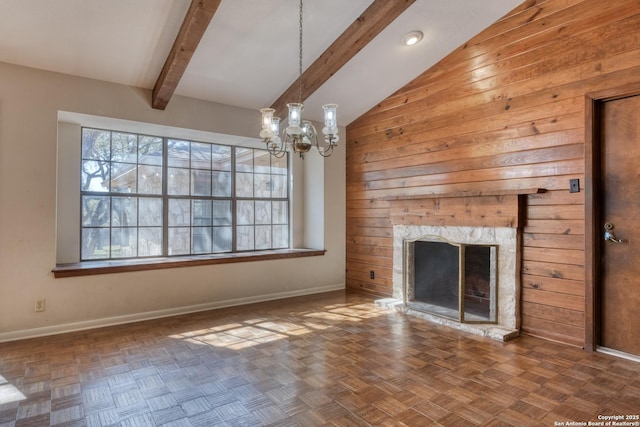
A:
407 239 497 323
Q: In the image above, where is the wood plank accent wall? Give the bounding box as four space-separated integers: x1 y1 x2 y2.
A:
388 195 522 229
345 0 640 347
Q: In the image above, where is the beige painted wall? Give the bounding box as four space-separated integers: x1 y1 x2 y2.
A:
0 62 345 340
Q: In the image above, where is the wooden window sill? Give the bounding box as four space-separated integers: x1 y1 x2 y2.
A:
52 249 326 278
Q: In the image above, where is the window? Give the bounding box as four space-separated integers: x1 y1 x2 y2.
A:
80 128 289 261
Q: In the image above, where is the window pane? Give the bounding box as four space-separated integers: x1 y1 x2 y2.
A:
111 132 137 163
237 226 254 251
212 145 231 171
82 196 110 226
192 227 212 254
273 225 289 248
168 227 190 255
236 173 253 197
112 197 137 227
213 227 232 252
139 198 162 226
168 167 189 195
169 199 190 226
254 150 271 174
111 162 137 193
82 129 110 160
191 142 211 169
139 135 163 165
254 174 271 198
212 171 231 197
237 201 254 225
191 170 211 196
82 228 110 259
271 155 287 175
139 227 162 256
212 201 231 226
139 165 162 194
111 228 137 258
168 139 190 168
192 200 212 226
273 201 287 224
236 147 253 172
272 175 287 198
81 160 110 192
255 225 271 249
255 201 271 225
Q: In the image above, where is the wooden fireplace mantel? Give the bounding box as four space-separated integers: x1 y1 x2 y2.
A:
385 188 545 229
380 188 545 201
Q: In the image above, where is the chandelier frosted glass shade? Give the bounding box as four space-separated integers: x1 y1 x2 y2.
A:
260 108 282 153
259 108 275 140
322 103 339 144
286 103 304 137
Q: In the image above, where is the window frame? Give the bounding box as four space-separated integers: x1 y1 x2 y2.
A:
78 127 291 262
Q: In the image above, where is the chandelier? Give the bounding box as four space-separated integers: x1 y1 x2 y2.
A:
259 0 339 159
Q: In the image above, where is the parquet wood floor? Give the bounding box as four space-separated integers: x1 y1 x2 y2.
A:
1 290 639 426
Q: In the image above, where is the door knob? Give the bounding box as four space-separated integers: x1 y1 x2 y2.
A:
604 223 623 244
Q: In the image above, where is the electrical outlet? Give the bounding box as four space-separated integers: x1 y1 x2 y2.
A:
35 299 46 312
370 271 375 279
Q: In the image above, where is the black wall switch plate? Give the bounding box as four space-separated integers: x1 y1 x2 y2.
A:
569 179 580 193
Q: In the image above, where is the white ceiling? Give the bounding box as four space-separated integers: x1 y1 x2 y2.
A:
0 0 522 125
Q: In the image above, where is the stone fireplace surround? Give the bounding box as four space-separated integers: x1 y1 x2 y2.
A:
374 191 537 341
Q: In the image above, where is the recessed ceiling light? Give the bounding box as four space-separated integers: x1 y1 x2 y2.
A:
402 30 423 46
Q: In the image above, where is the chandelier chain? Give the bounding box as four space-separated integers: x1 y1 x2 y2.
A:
298 0 303 104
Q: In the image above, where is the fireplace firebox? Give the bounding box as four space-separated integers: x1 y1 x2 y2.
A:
407 239 497 323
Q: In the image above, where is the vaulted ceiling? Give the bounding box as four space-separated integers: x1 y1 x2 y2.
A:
0 0 522 125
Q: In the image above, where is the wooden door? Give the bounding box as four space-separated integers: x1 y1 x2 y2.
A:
599 95 640 356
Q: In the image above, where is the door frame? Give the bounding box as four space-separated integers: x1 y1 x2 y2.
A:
584 83 640 352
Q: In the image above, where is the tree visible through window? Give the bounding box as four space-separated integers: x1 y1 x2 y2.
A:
80 128 289 260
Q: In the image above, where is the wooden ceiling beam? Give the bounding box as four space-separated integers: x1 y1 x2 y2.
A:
152 0 221 110
270 0 416 119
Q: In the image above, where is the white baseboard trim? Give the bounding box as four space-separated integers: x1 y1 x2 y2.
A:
0 283 345 343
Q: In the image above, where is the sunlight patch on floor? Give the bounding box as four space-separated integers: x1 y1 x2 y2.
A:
0 375 26 405
169 302 385 349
